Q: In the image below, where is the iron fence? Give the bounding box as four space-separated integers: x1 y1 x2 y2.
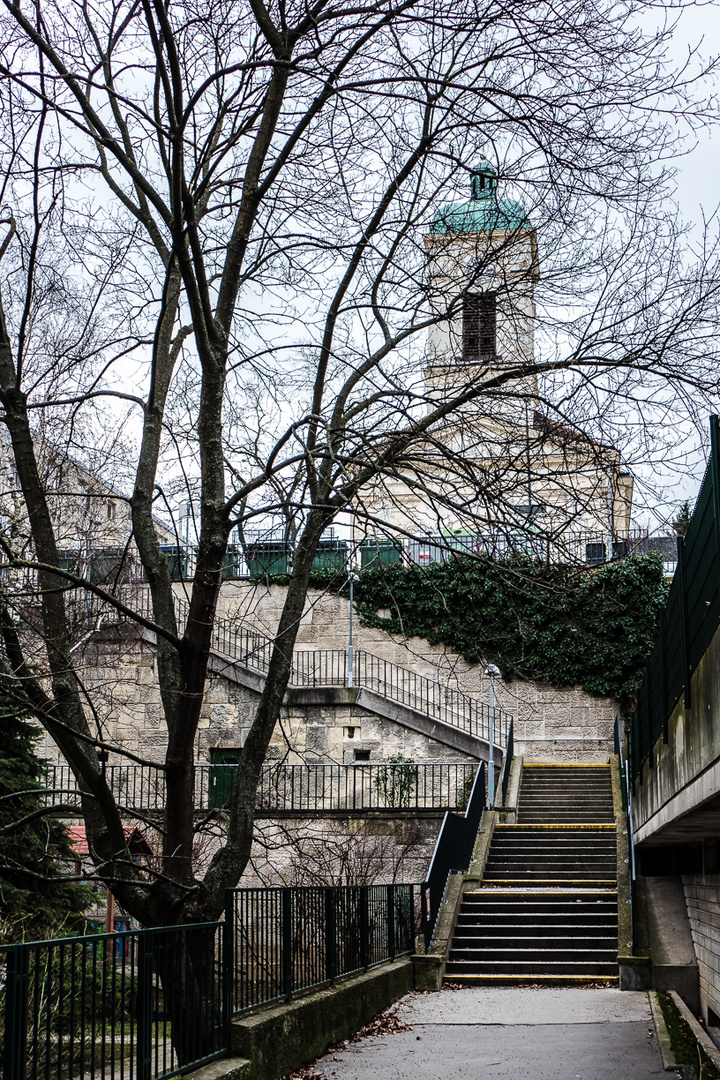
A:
45 762 479 814
404 528 649 567
0 922 226 1080
224 884 416 1015
629 415 720 784
40 526 653 600
254 762 477 812
1 882 419 1080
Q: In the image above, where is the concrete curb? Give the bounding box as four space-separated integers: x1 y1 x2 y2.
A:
187 1058 251 1080
648 991 679 1072
670 990 720 1074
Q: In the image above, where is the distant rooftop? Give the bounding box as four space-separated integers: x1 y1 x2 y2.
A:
431 160 531 234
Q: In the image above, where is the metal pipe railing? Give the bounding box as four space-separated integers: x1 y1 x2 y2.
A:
46 761 480 814
57 587 513 753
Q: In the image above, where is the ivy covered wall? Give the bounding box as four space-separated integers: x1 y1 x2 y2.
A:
309 551 667 707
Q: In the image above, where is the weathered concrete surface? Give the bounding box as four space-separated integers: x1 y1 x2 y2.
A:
310 987 666 1080
231 959 414 1080
633 622 720 848
187 1057 250 1080
681 871 720 1025
645 877 699 1012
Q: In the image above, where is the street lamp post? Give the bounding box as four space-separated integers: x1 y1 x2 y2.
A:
485 663 500 806
347 572 360 688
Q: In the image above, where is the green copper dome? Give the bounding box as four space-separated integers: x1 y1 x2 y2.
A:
431 161 531 234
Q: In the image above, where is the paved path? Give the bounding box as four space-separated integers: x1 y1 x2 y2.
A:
312 987 667 1080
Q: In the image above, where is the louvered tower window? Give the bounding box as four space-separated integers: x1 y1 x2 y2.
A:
463 293 496 358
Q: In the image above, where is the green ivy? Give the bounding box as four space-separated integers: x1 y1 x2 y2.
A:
309 551 668 706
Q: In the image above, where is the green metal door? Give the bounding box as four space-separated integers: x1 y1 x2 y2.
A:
209 748 241 808
360 540 402 567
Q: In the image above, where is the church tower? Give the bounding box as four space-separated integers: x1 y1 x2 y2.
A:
423 161 539 419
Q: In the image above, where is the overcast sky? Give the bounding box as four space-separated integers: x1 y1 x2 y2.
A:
626 3 720 528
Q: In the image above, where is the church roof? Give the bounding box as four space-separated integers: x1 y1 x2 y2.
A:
430 161 531 234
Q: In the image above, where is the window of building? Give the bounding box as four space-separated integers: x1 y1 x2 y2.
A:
353 749 371 762
107 501 116 521
463 293 496 358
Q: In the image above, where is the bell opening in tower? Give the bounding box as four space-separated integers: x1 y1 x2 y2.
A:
463 292 496 359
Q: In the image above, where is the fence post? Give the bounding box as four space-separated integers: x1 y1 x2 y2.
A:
360 886 370 970
711 415 720 618
325 888 337 983
660 622 669 744
387 884 396 960
136 929 154 1080
3 945 29 1080
281 888 293 1000
645 660 653 769
677 534 691 709
223 890 235 1032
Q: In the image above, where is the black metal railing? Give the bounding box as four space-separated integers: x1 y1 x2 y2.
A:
45 762 479 814
176 598 512 748
0 922 226 1080
224 883 415 1015
405 528 649 568
615 714 635 878
255 762 477 812
499 718 514 807
1 883 419 1079
421 761 486 949
37 525 653 604
58 588 513 750
629 415 720 784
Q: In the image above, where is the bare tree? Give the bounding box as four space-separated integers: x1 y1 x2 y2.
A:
0 0 717 951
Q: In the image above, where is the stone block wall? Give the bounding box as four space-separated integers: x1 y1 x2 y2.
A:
209 581 617 763
36 581 616 769
242 814 441 887
39 621 479 772
683 874 720 1025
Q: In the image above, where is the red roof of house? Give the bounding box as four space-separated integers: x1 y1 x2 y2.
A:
68 825 153 857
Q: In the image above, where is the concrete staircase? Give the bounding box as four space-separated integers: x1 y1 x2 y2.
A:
445 764 619 984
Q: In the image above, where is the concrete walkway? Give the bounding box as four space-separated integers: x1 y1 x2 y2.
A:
311 987 668 1080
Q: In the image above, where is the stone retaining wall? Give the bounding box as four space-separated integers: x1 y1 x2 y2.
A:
211 581 617 763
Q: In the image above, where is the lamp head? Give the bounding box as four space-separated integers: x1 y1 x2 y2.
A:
485 664 500 676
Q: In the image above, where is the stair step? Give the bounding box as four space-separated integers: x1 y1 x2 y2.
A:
446 959 618 976
481 876 617 885
451 937 617 952
444 974 620 986
450 946 617 962
455 920 621 928
443 765 620 987
456 921 617 934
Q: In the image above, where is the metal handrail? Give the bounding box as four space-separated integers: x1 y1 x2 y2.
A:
421 760 487 949
176 595 510 746
45 761 481 814
499 718 514 807
60 586 513 749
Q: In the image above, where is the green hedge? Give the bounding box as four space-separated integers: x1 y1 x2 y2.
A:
308 551 668 706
